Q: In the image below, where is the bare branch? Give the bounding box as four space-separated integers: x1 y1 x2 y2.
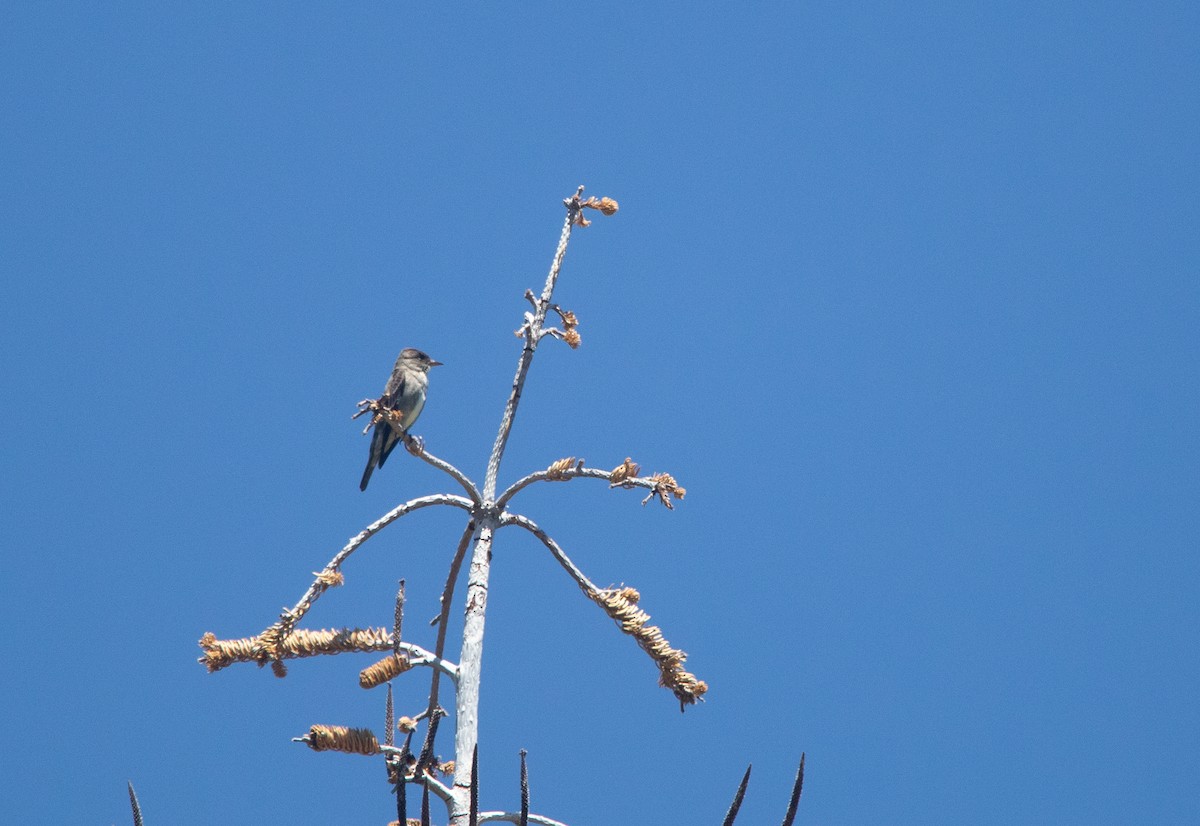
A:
495 461 685 511
483 189 584 500
236 493 475 660
355 400 483 505
421 769 455 806
416 520 476 755
499 512 708 709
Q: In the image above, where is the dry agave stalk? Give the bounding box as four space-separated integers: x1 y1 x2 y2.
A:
190 188 798 826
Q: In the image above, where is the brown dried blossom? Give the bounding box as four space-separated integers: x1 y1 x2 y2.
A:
546 457 578 480
591 586 707 709
315 569 344 587
642 472 686 510
359 653 413 689
303 724 380 755
608 457 641 486
581 195 619 216
199 627 395 673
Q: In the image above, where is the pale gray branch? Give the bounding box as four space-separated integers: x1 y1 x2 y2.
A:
483 187 582 501
278 493 475 630
498 512 600 595
401 431 484 506
496 466 677 510
400 641 460 681
479 812 570 826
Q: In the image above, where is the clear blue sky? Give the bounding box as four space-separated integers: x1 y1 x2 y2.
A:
2 4 1198 824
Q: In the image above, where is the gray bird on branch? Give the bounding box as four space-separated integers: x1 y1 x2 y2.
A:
359 348 442 491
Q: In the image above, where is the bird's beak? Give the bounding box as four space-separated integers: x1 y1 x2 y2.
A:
429 359 444 367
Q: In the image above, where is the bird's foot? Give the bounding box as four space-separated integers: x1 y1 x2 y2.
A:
405 433 425 455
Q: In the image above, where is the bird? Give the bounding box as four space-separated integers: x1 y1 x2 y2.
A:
360 348 443 491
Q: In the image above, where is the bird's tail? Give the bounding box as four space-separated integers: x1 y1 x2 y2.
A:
360 422 385 491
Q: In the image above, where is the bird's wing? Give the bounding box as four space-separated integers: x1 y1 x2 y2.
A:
382 363 407 405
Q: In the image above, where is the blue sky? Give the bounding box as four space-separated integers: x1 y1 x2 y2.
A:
2 3 1198 824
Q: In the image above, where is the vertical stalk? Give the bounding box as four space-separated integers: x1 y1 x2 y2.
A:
483 188 582 500
449 190 583 824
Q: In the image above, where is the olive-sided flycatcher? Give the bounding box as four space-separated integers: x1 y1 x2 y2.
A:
360 348 442 491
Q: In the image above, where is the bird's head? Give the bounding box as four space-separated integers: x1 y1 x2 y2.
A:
400 348 443 371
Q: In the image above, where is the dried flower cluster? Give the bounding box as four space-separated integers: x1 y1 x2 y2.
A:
302 724 381 755
397 715 418 734
546 456 581 480
558 307 581 348
643 472 687 510
360 653 413 689
608 457 641 486
575 195 620 225
316 569 345 587
199 627 394 673
592 586 708 709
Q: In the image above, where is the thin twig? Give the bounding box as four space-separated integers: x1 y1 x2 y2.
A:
483 187 583 500
401 429 484 506
356 399 483 505
498 513 600 592
497 466 680 510
420 520 476 753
